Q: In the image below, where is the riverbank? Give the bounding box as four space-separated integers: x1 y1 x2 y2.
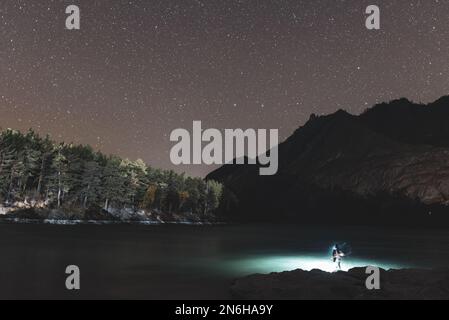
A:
231 267 449 300
0 217 222 226
0 205 220 225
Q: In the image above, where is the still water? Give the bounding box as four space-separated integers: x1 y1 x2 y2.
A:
0 223 448 299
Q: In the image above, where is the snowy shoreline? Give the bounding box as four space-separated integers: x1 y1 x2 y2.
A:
0 217 225 226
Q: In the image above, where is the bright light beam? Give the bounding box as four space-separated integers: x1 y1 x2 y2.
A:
225 255 408 275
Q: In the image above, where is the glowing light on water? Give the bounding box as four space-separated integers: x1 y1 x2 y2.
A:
224 255 408 275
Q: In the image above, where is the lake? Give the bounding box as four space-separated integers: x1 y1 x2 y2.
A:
0 223 448 299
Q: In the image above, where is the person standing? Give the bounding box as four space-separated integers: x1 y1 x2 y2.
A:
332 244 345 271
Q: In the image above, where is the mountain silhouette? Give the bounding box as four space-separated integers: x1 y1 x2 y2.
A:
208 96 449 226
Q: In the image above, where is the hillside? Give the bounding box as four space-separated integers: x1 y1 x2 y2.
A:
207 97 449 226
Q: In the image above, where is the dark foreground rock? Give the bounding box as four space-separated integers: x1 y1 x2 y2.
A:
231 267 449 300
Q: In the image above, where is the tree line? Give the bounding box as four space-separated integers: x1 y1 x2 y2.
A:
0 129 224 217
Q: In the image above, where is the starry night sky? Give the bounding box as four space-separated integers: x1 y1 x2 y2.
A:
1 0 448 176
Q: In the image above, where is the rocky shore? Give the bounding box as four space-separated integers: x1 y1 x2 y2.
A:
231 267 449 300
0 204 218 225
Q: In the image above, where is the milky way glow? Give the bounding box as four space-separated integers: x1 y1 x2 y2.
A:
2 1 449 177
225 255 408 275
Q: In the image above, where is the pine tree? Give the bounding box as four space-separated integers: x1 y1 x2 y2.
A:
81 159 102 208
20 131 42 198
50 144 69 208
206 180 223 213
0 141 16 201
101 156 126 211
0 128 225 218
35 135 53 201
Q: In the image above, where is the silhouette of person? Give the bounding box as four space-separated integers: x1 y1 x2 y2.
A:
332 244 345 270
